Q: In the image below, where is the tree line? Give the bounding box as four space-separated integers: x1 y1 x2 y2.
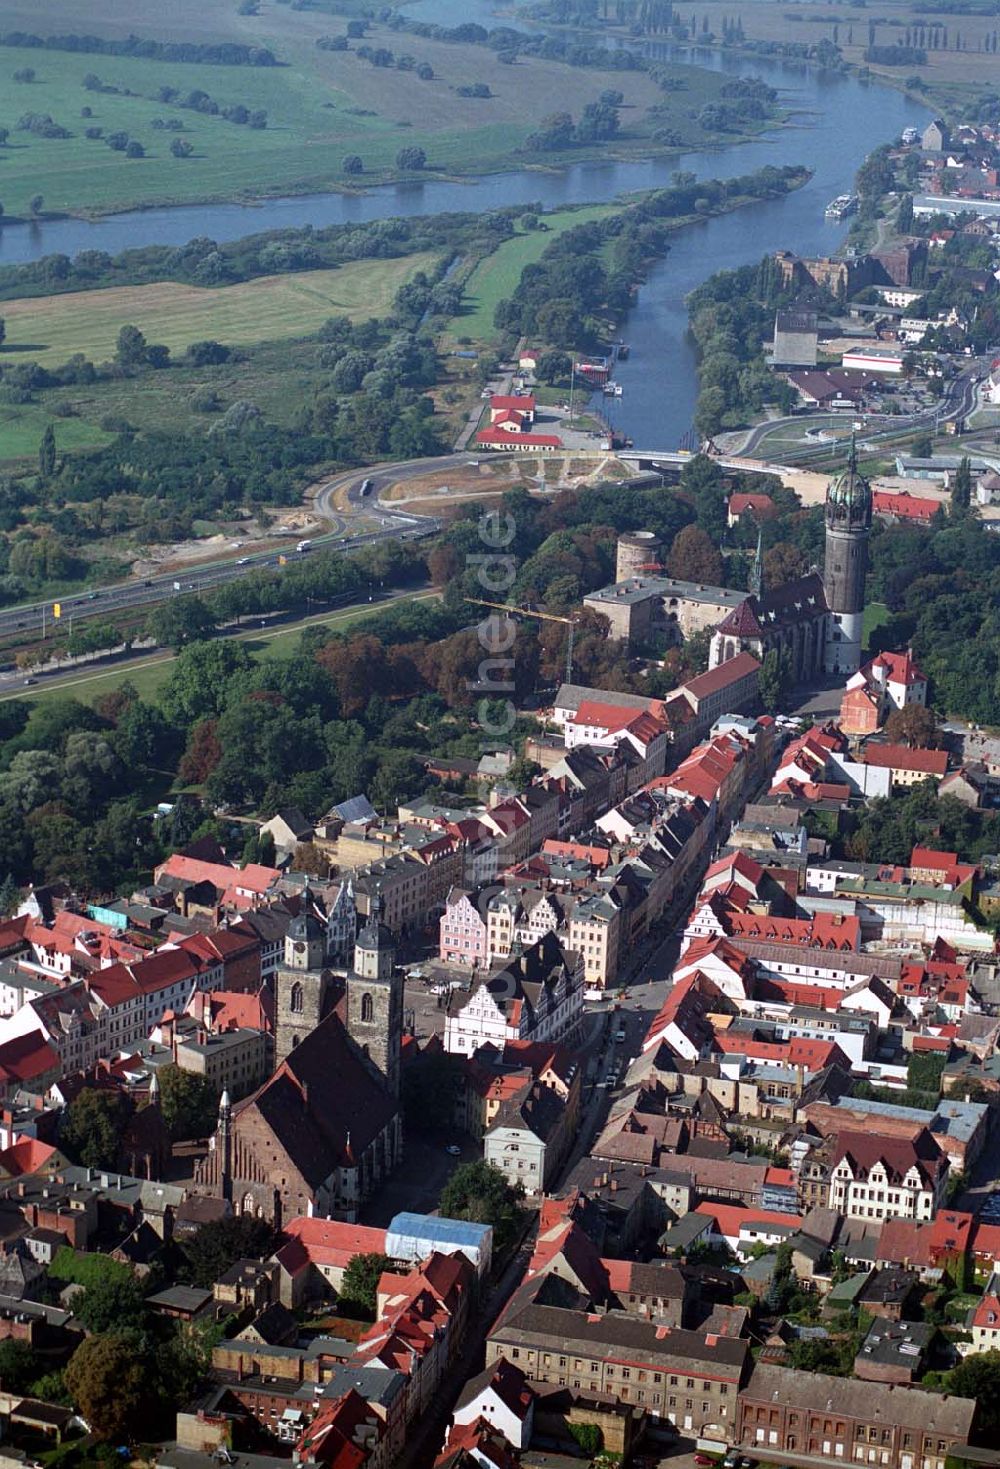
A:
0 31 277 64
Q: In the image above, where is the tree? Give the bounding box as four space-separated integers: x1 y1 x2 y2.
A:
396 145 426 170
763 541 807 587
667 524 724 584
73 1269 147 1334
439 1160 524 1254
60 1088 129 1170
0 1340 39 1393
884 703 939 749
536 349 572 385
38 423 55 477
145 597 216 652
759 646 794 713
339 1252 392 1319
29 194 43 216
125 140 144 158
342 154 363 174
952 455 973 518
182 1214 277 1288
65 1332 150 1441
0 318 5 347
948 1351 1000 1438
116 323 148 368
170 137 193 158
157 1064 219 1139
910 433 933 459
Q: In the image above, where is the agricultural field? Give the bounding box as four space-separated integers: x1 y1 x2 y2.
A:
455 205 616 341
0 0 768 216
0 254 440 363
681 0 1000 102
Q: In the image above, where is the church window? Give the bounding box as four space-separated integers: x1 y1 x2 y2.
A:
241 1191 255 1215
290 982 304 1014
361 992 374 1023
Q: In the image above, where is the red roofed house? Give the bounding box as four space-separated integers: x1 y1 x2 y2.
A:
489 395 536 426
861 743 949 789
873 490 941 525
909 847 977 894
475 428 564 453
970 1287 1000 1352
563 700 668 785
727 493 776 527
842 650 928 736
293 1389 379 1469
273 1217 389 1307
678 652 761 731
694 1202 803 1258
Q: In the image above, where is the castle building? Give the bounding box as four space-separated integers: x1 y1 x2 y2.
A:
193 903 403 1224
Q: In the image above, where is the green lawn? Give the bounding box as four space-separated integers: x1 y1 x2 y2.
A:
0 7 751 215
864 600 892 648
3 591 434 707
0 253 439 364
456 206 616 342
0 402 112 462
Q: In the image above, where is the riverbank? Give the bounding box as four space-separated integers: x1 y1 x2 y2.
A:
0 13 780 220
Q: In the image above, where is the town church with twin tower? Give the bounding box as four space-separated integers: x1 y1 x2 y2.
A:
193 894 404 1225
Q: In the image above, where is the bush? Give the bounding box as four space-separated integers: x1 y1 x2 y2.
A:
396 145 426 170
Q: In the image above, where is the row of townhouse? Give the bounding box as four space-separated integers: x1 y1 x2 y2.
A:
444 932 584 1057
0 929 257 1076
210 1249 476 1469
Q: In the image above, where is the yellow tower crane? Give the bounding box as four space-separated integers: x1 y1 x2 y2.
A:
466 598 580 684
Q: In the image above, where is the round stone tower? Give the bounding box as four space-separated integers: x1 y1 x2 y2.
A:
823 441 872 676
616 530 663 582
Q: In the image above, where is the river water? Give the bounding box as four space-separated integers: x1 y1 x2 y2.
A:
0 0 929 446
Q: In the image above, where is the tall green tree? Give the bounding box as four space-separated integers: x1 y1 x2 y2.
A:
38 423 56 478
951 456 973 518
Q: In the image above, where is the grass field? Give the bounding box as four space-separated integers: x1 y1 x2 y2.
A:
0 403 112 463
456 206 616 342
0 254 439 363
0 0 759 215
864 600 892 648
3 590 436 708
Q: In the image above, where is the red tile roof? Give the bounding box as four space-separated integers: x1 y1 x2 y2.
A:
860 744 948 775
682 651 761 700
873 490 940 522
475 429 564 448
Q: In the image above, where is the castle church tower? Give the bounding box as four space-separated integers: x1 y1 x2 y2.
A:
823 438 872 676
274 911 332 1067
346 893 402 1099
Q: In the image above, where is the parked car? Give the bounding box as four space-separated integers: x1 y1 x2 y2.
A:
445 1144 462 1156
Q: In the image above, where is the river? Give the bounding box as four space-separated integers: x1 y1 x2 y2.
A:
0 0 929 447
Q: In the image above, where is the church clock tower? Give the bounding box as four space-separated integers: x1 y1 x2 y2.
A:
823 437 872 676
346 893 402 1099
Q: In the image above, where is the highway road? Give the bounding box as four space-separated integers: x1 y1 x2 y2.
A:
735 358 990 465
0 460 453 646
